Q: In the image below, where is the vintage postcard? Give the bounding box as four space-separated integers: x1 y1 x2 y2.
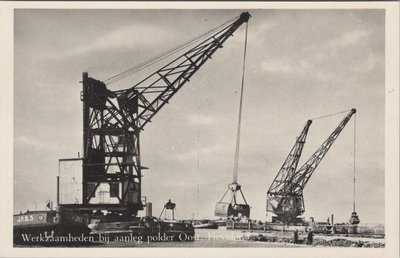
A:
0 1 398 257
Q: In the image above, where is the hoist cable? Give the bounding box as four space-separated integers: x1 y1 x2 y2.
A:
105 21 230 84
310 109 351 121
310 108 357 212
353 113 357 212
232 21 249 184
196 128 200 218
103 16 238 85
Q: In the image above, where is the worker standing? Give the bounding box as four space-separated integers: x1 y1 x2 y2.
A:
307 229 314 245
293 229 299 244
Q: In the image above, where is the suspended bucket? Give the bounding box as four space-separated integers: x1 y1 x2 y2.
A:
215 202 250 218
215 202 233 217
232 204 250 218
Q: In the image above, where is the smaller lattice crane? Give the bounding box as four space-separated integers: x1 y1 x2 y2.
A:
267 109 356 223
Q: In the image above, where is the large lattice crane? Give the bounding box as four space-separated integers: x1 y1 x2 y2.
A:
267 109 356 223
63 12 251 217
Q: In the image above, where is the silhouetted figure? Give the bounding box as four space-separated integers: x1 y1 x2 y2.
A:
293 229 299 244
307 229 314 245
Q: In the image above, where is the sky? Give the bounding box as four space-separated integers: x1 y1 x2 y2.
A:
14 9 385 224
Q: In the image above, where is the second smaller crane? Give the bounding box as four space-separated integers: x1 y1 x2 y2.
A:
267 109 357 223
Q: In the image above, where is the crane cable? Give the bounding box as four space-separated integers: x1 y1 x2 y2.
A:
232 21 249 184
309 108 358 213
310 109 351 121
353 113 357 213
103 16 238 85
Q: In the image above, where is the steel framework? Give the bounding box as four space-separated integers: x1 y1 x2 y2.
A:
267 109 356 223
76 12 251 216
267 120 312 222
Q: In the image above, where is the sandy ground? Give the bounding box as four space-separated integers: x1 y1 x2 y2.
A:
240 229 385 243
94 228 300 248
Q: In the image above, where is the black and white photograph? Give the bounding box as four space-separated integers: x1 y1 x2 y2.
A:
0 1 398 257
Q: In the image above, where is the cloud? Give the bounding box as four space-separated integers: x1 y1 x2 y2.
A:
252 18 278 35
14 135 57 150
260 58 317 76
350 52 382 72
329 30 370 48
169 144 225 161
260 60 293 73
186 114 215 125
259 28 378 80
43 24 174 59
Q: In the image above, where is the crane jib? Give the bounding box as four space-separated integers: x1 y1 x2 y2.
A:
79 12 251 216
266 109 357 223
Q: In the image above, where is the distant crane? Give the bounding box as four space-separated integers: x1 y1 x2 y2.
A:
267 109 356 223
58 12 251 217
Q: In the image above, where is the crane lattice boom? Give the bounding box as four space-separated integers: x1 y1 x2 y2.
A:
268 120 312 195
267 109 356 223
75 12 251 216
113 12 250 130
285 109 356 195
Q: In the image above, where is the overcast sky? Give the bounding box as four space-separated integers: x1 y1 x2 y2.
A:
14 9 384 224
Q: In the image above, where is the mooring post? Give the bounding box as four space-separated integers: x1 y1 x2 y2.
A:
82 72 89 205
56 175 60 206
